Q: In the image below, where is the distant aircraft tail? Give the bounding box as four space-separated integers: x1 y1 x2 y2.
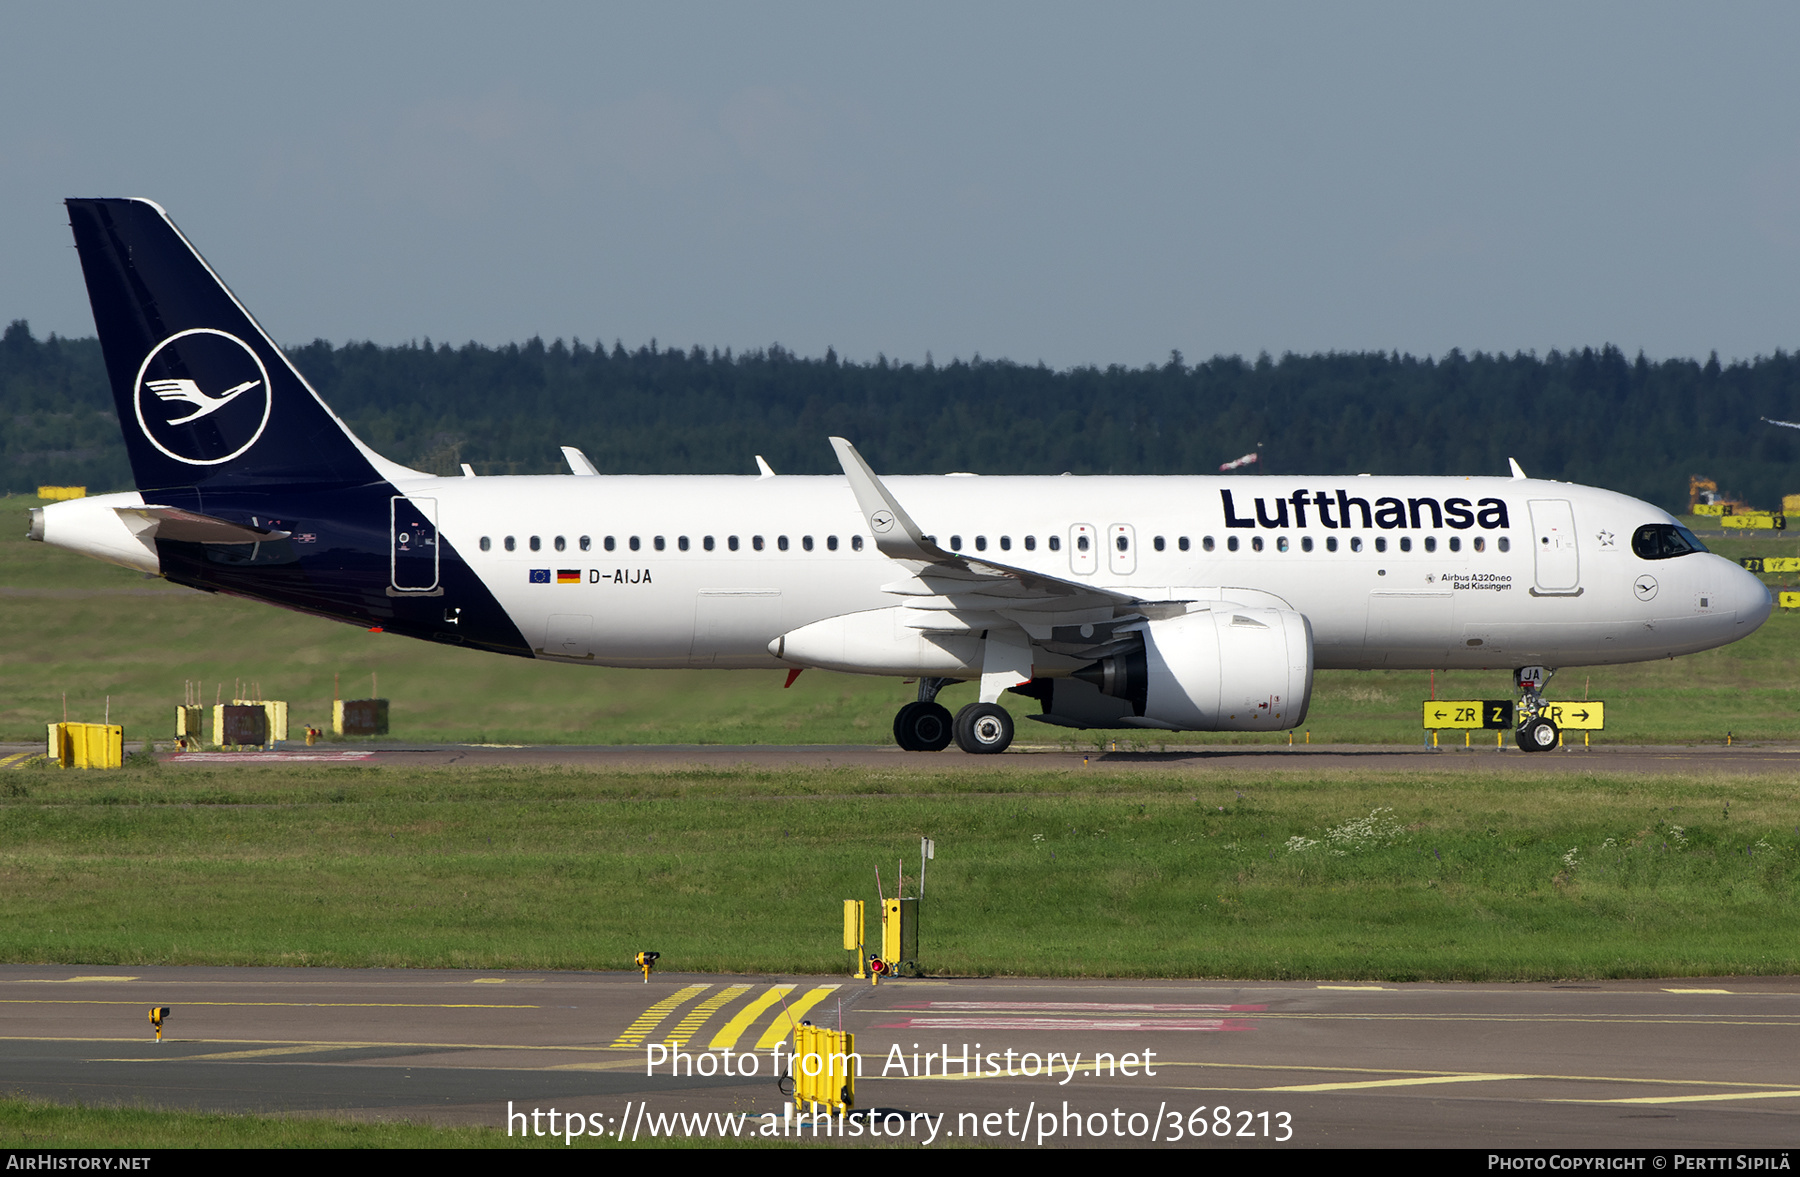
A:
64 198 410 493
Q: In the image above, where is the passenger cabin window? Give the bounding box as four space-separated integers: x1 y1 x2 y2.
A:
1199 537 1211 552
579 536 591 551
827 535 838 551
1153 536 1165 552
480 536 491 551
1498 537 1511 552
630 536 641 551
1424 536 1437 553
1227 536 1239 552
1375 537 1387 553
1077 535 1090 552
1301 536 1313 552
604 536 616 551
1325 536 1337 552
1351 537 1363 552
1025 536 1037 551
1276 536 1289 552
530 536 541 551
505 536 516 551
1252 536 1264 551
678 536 690 551
1632 524 1707 560
704 536 715 551
1115 534 1129 552
554 536 566 551
1473 536 1485 552
1448 536 1460 552
851 536 864 551
778 535 789 551
1048 536 1061 552
802 535 814 551
950 535 962 550
729 536 740 551
1179 536 1191 552
1399 537 1412 552
999 536 1011 551
654 536 665 551
753 536 764 551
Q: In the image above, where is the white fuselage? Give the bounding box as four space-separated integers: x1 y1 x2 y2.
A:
396 472 1770 674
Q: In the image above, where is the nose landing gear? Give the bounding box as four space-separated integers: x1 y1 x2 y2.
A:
1513 665 1560 752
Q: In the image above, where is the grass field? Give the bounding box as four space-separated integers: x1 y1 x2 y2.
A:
6 494 1800 746
3 761 1797 981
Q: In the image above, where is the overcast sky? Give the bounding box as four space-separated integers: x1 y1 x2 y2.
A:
4 3 1799 368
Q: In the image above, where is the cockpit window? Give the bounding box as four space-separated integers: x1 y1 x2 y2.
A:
1632 523 1708 560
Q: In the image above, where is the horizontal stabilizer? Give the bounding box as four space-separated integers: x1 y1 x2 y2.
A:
116 506 290 544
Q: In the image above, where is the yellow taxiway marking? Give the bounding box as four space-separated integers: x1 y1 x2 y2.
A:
1559 1090 1800 1105
1257 1073 1535 1093
665 984 751 1048
706 986 793 1050
1316 985 1391 991
609 984 710 1049
96 1044 356 1063
0 753 35 770
472 978 507 984
17 977 139 983
756 986 843 1049
1664 988 1731 994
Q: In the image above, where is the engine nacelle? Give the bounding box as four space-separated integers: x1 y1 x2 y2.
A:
1072 607 1313 731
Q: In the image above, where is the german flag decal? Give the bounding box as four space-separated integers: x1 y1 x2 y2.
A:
557 569 581 584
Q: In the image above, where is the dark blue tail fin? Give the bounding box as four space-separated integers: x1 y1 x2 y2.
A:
66 198 400 493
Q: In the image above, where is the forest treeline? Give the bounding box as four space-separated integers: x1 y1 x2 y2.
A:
6 318 1800 515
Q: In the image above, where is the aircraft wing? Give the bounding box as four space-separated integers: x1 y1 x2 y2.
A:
830 436 1190 647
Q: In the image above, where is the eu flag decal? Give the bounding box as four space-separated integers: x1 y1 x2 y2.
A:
529 569 550 584
557 569 581 584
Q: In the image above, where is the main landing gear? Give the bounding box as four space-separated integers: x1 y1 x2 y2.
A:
1513 665 1559 753
892 678 1015 754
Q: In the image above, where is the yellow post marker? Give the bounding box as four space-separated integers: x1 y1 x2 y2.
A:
149 1007 169 1042
635 950 659 982
842 900 866 979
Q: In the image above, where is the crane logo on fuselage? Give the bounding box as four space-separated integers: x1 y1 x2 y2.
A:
132 329 273 466
1220 489 1511 531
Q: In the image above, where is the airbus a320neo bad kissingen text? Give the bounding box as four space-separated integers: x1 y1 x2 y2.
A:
30 199 1773 753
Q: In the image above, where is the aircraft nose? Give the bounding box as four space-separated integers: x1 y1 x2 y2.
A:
1726 558 1773 634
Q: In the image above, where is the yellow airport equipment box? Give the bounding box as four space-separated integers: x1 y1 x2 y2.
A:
175 705 204 749
1421 700 1514 729
1544 701 1605 730
333 697 388 736
880 897 917 974
1722 512 1785 530
46 722 123 769
1693 502 1727 517
212 702 286 748
1782 592 1800 610
790 1023 856 1114
36 486 86 500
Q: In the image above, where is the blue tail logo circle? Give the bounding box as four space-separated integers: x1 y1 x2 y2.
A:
133 329 273 465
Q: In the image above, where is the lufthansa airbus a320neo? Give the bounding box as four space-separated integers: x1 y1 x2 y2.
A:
30 199 1773 753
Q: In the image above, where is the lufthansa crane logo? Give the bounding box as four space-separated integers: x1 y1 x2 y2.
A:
133 329 272 465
